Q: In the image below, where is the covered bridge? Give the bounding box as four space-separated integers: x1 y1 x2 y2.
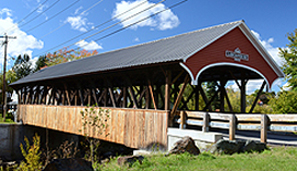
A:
10 20 284 149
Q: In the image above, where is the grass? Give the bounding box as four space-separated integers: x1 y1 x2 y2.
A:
0 115 15 123
98 146 297 171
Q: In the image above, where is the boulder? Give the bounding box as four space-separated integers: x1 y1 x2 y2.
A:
209 139 245 155
117 155 144 166
43 158 93 171
166 136 200 156
209 139 268 155
241 140 267 153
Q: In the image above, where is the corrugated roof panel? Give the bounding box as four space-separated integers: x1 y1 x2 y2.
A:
11 20 242 86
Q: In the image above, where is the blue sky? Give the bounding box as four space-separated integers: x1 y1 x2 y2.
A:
0 0 296 93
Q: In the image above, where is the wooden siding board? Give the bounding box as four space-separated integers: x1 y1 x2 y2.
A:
119 110 124 144
136 110 142 148
141 110 145 148
116 110 120 143
124 109 129 145
18 105 168 149
131 110 135 148
111 109 116 143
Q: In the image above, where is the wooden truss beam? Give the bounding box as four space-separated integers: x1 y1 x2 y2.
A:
170 75 189 117
249 81 266 113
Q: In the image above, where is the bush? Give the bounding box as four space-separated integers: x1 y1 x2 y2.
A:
17 134 43 171
269 90 297 113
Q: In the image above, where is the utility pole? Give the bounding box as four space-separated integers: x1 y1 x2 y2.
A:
0 34 16 120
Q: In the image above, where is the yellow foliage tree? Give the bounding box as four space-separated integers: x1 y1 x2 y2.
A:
45 47 98 67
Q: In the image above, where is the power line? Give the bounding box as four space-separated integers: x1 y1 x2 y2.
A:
35 0 187 57
1 0 49 35
81 0 188 50
40 0 105 39
35 0 149 56
25 0 81 33
18 0 61 28
74 0 166 48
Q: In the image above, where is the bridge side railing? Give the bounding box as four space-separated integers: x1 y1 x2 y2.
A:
18 104 168 149
176 111 297 143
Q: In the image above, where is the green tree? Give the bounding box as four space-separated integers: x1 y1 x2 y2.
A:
34 55 48 72
205 81 220 111
12 54 33 80
0 70 17 105
279 29 297 90
181 84 205 110
269 90 297 114
270 28 297 113
224 87 241 113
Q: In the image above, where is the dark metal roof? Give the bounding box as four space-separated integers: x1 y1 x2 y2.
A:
11 20 243 86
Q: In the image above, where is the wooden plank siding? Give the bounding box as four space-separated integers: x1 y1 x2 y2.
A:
18 104 168 149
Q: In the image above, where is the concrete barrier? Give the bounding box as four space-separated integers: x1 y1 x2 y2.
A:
167 128 223 151
0 123 24 161
0 124 79 161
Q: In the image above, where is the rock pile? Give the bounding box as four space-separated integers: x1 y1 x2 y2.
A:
209 139 268 155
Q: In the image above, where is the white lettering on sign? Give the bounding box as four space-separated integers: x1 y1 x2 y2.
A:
225 48 249 62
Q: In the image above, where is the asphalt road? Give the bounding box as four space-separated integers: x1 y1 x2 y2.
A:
212 129 297 146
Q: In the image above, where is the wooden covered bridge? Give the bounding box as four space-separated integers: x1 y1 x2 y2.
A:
10 20 284 149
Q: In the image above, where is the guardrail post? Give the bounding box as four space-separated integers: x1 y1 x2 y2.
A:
229 114 236 140
202 112 209 132
180 111 186 129
261 114 268 143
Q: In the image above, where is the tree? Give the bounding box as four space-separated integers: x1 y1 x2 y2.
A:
12 54 33 80
269 90 297 114
0 70 17 105
45 47 98 67
271 28 297 113
205 81 220 111
279 29 297 90
224 87 241 113
34 55 48 72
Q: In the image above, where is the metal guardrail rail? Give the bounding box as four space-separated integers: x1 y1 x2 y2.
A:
175 111 297 143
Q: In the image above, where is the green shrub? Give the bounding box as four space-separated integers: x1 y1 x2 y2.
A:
17 133 43 171
80 105 110 164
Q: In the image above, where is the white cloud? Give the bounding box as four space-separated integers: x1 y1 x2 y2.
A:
0 9 44 62
226 80 266 95
134 37 140 42
75 6 83 15
246 79 265 94
112 0 180 30
251 30 284 66
66 15 88 32
76 40 103 50
66 7 93 32
30 56 39 70
0 8 12 17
